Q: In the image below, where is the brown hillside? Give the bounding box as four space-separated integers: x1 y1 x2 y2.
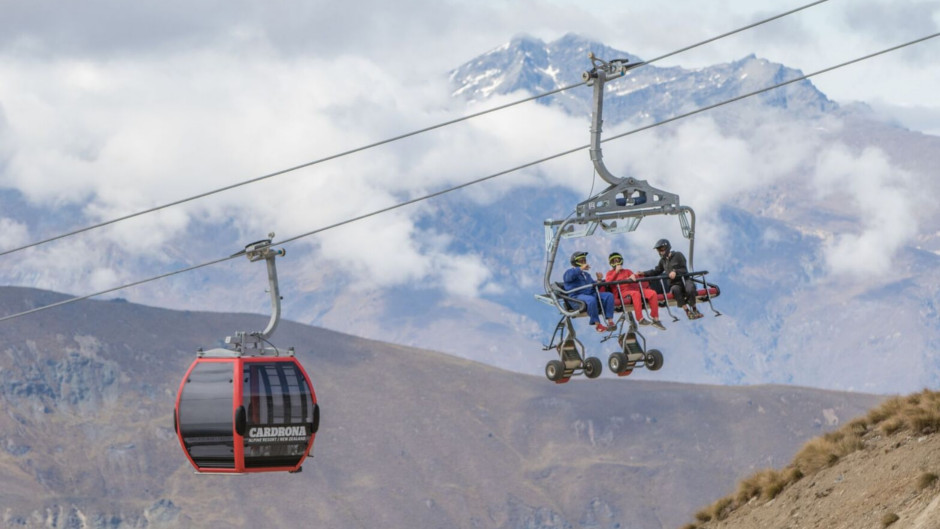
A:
0 286 885 528
681 390 940 529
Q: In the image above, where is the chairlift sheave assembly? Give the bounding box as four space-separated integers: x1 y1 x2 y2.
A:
534 54 721 383
174 235 320 474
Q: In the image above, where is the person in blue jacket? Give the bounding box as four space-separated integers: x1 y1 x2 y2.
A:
563 251 616 333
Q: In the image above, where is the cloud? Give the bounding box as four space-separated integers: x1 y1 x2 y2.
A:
102 208 193 258
437 254 493 298
3 237 127 295
316 214 429 288
812 144 919 276
312 212 493 298
593 112 823 259
867 98 940 136
0 49 441 240
430 93 589 199
0 0 539 78
842 0 940 49
0 217 29 249
4 37 580 300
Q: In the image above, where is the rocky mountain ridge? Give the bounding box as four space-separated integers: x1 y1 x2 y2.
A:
449 33 837 123
0 286 884 528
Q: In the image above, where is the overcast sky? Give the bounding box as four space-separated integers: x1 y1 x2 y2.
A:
0 0 938 304
588 0 940 134
2 0 938 124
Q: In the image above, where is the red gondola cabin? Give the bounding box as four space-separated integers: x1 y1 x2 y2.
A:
175 352 319 474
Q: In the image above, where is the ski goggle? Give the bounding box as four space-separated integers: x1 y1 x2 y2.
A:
609 256 623 265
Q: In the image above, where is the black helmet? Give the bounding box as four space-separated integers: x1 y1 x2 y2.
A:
654 239 671 253
570 251 588 266
608 252 623 265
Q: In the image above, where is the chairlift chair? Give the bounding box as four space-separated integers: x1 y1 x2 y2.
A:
535 54 721 383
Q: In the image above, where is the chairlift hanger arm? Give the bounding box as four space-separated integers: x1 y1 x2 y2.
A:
582 53 644 186
243 236 286 340
578 54 686 227
582 53 698 266
221 234 287 356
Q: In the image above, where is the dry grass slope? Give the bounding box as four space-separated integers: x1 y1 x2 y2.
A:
682 389 940 529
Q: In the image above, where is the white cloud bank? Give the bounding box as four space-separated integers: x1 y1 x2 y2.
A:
0 0 935 304
0 41 591 300
0 218 29 249
813 145 920 276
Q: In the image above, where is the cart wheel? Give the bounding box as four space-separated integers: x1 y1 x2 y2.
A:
584 357 603 379
546 360 566 382
645 349 664 371
608 352 627 374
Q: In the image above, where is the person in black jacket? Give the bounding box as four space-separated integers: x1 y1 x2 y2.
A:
639 239 703 320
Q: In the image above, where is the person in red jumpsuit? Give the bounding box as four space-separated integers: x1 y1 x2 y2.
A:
600 252 666 331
